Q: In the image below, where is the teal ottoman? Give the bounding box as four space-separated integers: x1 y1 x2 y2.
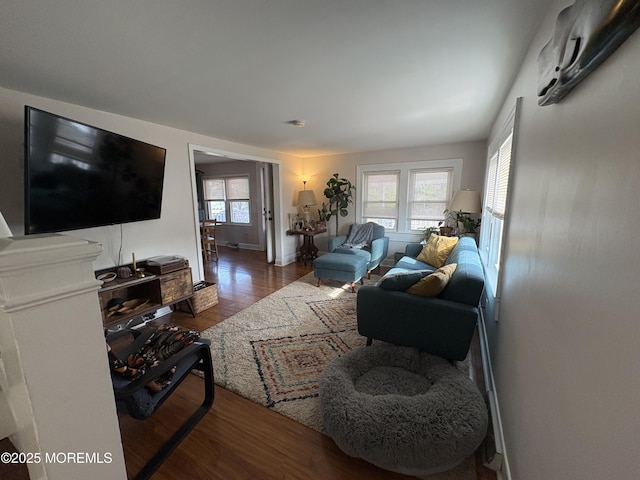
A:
314 253 367 292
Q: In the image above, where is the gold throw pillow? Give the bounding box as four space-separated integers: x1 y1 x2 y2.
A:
406 263 457 297
416 234 459 268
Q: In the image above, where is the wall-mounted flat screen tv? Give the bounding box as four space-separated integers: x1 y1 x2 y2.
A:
24 106 167 234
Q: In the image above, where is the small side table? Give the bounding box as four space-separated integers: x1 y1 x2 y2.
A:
287 228 327 265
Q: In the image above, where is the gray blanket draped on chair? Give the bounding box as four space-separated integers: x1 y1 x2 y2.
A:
343 222 375 248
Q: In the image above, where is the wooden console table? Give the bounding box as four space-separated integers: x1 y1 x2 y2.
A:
96 265 195 330
287 228 327 265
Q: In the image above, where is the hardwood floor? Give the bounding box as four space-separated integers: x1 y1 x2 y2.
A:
119 247 496 480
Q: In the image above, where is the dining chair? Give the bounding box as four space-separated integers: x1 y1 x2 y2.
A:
201 219 219 262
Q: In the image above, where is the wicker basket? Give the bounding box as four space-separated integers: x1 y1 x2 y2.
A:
180 281 218 314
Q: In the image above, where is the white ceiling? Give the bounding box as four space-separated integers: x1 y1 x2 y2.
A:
0 0 552 158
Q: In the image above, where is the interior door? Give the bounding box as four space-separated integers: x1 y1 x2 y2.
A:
261 163 276 263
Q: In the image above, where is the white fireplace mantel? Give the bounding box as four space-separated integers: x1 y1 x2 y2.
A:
0 234 126 480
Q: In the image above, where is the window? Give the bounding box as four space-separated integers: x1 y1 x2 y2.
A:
203 176 251 224
407 169 452 232
479 99 520 297
358 159 462 237
362 171 399 230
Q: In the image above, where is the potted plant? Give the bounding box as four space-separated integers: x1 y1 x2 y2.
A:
438 209 457 236
323 173 355 233
422 226 438 241
457 214 481 235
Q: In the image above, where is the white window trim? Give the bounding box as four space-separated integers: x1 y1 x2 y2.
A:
202 174 252 226
357 158 462 243
480 98 521 299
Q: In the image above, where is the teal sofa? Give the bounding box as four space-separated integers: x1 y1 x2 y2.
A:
356 236 484 361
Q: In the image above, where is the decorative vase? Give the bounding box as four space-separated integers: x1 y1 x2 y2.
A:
439 226 454 237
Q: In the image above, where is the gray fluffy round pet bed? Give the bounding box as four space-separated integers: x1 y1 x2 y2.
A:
319 344 488 476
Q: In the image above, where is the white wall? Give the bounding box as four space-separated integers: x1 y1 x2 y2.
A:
486 2 640 478
302 140 487 256
0 86 487 271
0 86 299 276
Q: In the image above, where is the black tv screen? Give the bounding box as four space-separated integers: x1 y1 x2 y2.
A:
24 106 166 234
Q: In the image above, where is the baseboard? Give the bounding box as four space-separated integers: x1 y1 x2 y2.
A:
223 242 262 251
478 307 510 479
280 253 298 266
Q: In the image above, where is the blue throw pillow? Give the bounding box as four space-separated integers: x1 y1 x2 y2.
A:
377 270 433 291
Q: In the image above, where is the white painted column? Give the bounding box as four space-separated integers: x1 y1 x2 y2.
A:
0 234 126 480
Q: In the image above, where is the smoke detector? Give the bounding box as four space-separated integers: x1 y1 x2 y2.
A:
287 120 306 128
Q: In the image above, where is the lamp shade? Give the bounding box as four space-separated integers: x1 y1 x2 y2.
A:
448 190 481 213
297 190 317 207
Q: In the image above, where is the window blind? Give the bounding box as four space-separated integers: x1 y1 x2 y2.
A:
478 97 520 299
362 171 399 225
494 132 513 218
357 158 462 234
485 152 498 214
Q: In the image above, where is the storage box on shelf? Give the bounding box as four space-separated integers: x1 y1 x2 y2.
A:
158 268 193 304
145 255 190 275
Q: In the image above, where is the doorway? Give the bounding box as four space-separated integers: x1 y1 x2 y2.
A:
260 163 276 263
188 145 281 273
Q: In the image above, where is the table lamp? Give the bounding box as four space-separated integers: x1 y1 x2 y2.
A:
298 182 317 228
448 189 481 234
448 190 481 214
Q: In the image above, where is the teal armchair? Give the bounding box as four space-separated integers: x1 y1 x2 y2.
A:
327 222 389 277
